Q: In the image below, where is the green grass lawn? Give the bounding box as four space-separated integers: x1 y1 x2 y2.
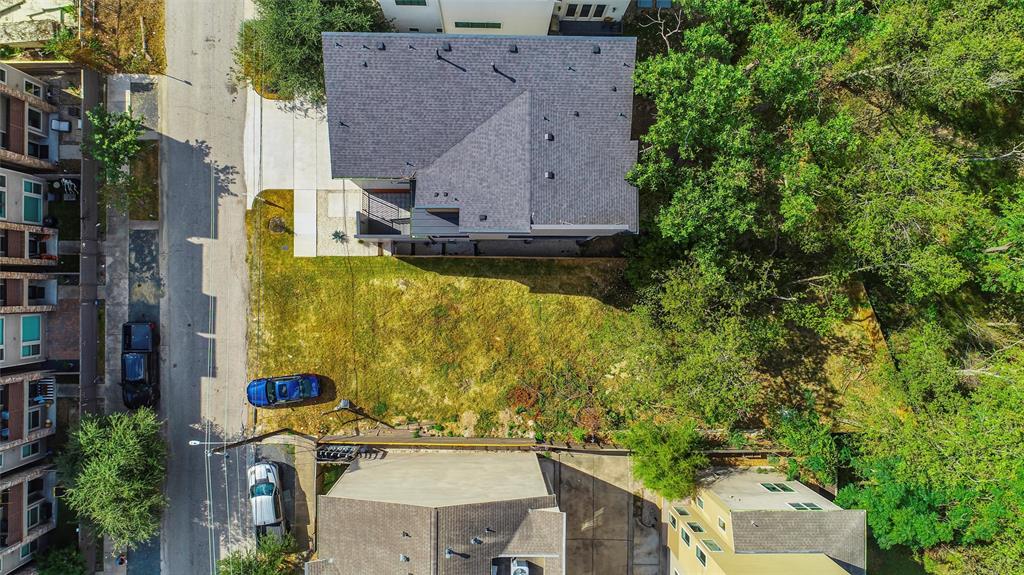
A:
248 190 642 439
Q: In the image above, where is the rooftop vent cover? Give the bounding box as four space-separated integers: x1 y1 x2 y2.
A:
442 41 452 52
399 555 410 562
544 171 554 179
544 133 554 141
509 43 518 53
479 214 488 221
592 45 601 54
377 41 386 50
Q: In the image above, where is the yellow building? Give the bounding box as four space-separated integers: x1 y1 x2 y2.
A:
663 468 867 575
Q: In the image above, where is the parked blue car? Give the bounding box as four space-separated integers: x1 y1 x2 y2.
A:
247 374 321 407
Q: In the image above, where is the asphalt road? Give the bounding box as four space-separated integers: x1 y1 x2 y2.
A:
158 1 253 573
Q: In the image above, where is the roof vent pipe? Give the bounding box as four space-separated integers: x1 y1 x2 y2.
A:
377 41 386 50
442 41 452 52
509 44 518 53
592 45 601 54
544 133 554 141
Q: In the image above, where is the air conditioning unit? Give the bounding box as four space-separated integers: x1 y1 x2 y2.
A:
511 558 530 575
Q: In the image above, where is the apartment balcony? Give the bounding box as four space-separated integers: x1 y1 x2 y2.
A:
0 374 55 446
0 222 58 267
356 190 412 238
0 273 57 313
0 467 57 554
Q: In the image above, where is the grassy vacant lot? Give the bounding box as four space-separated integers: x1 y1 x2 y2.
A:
128 140 159 221
248 190 642 438
80 0 166 74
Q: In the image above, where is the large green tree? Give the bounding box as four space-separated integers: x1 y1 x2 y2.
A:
234 0 391 104
618 419 709 499
82 105 146 214
626 0 1024 570
58 409 168 550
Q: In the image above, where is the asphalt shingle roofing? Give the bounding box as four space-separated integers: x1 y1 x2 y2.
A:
322 32 639 234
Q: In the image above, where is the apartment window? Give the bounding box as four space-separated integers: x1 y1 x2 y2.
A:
23 80 42 97
696 545 707 566
23 180 43 224
0 67 6 84
26 503 41 528
0 173 6 219
761 482 795 493
21 314 42 358
672 506 690 516
579 4 592 17
453 21 501 29
28 408 42 431
718 516 726 531
20 540 38 559
593 4 606 17
686 522 705 534
680 527 690 546
21 441 40 459
27 107 43 133
395 0 427 4
696 496 704 509
566 3 578 16
789 502 823 511
703 539 723 552
669 513 677 529
24 80 42 98
409 27 419 31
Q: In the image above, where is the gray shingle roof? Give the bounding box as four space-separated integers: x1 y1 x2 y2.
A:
317 495 564 575
322 32 639 234
731 510 868 575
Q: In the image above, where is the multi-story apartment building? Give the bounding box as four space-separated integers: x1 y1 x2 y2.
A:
663 468 867 575
377 0 632 35
1 166 59 373
0 63 64 172
0 369 58 575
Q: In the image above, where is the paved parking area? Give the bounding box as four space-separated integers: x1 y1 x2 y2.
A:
542 452 661 575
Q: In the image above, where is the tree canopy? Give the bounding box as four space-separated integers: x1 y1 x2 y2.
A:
625 0 1024 570
234 0 391 104
58 409 168 550
82 105 146 214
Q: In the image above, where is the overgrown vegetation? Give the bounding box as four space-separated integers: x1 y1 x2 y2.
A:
57 409 168 550
43 1 165 73
82 106 147 215
217 534 297 575
626 0 1024 571
248 190 642 439
234 0 391 103
35 545 88 575
617 419 708 499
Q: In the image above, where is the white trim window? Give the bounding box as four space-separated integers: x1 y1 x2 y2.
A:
761 482 796 493
23 79 43 98
695 496 704 509
0 173 6 220
695 545 707 566
27 408 42 431
22 179 43 224
26 502 41 528
26 107 44 134
789 502 823 511
718 516 726 531
20 314 42 358
21 440 40 459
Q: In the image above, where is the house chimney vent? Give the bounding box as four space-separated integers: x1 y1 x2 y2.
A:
544 133 553 141
544 171 554 179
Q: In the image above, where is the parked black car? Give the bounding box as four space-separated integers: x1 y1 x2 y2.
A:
121 322 159 409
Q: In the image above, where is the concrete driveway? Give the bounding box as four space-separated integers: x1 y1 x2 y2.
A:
242 92 380 257
542 452 662 575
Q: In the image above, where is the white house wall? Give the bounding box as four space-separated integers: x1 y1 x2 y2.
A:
378 0 556 35
379 0 444 33
440 0 555 35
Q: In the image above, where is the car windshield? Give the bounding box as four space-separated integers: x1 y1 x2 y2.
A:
264 380 277 402
250 482 275 498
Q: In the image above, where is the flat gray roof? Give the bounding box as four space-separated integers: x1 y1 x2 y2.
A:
322 32 639 234
705 468 841 511
327 451 551 507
